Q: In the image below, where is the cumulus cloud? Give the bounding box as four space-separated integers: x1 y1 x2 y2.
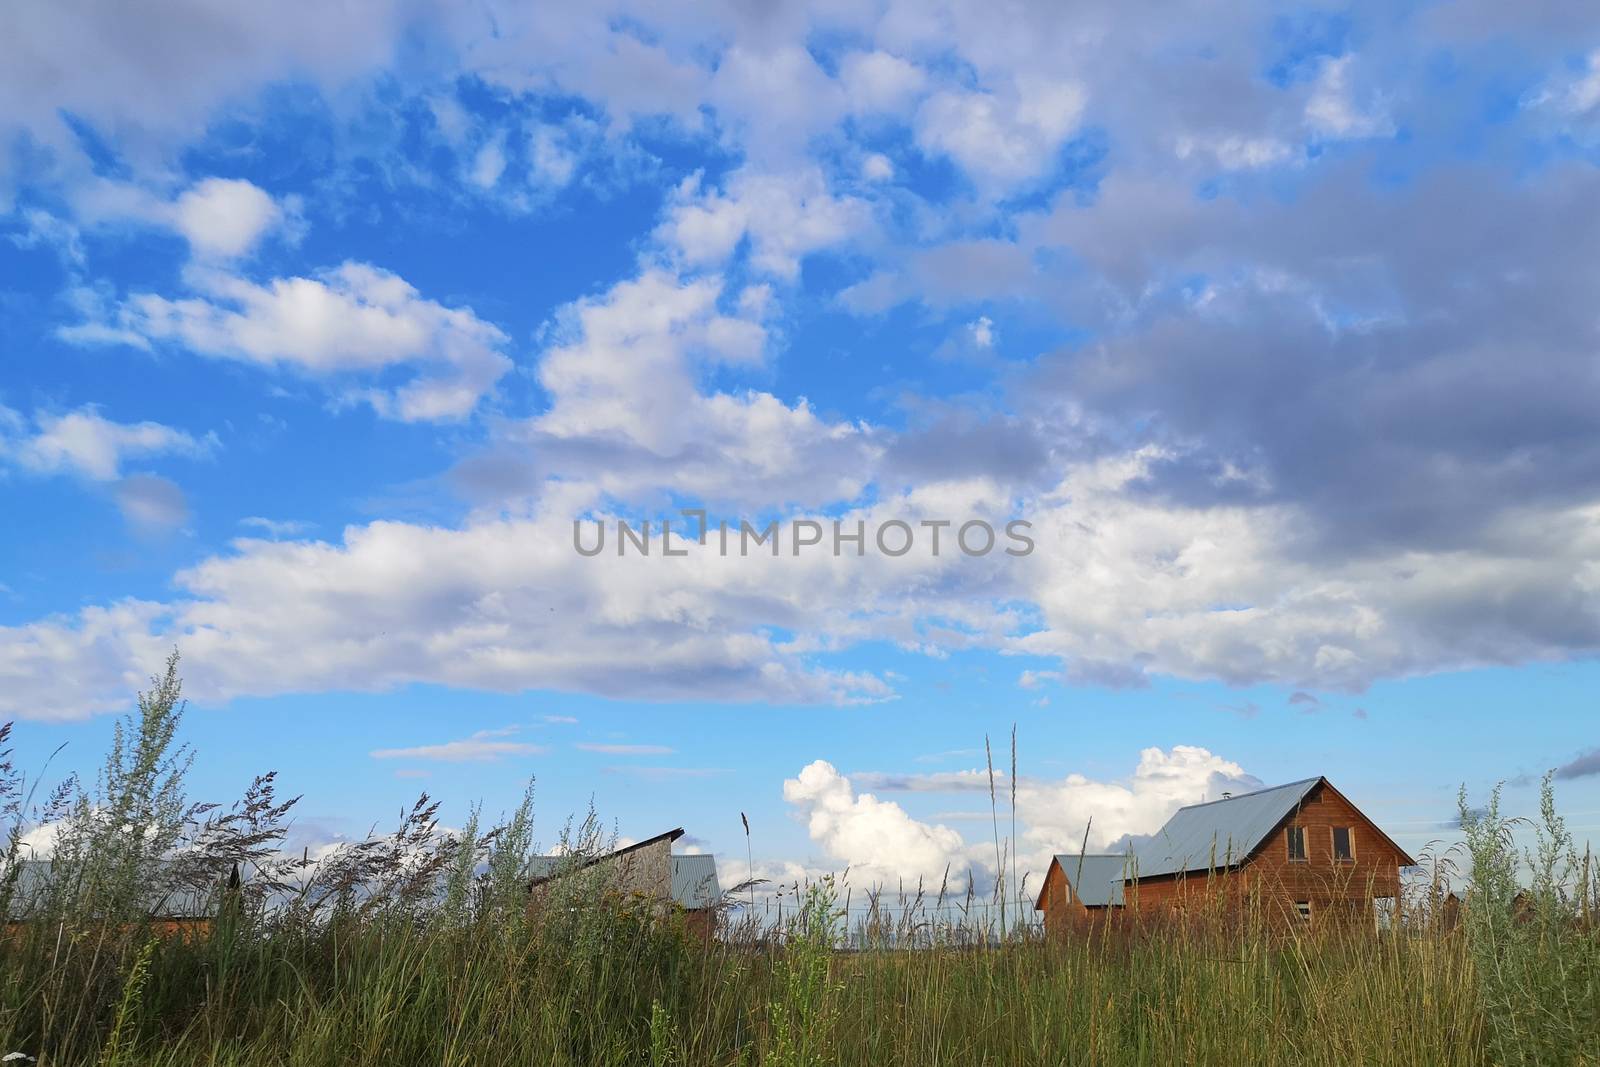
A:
914 77 1085 191
656 168 872 280
2 405 211 481
9 1 1600 713
1013 746 1259 862
839 50 927 115
72 176 287 258
464 268 881 507
779 746 1256 891
172 178 285 258
783 760 976 888
64 262 512 421
0 493 924 720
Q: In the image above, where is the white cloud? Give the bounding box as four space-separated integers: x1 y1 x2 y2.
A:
1305 56 1394 140
1012 448 1600 690
861 153 895 182
839 50 927 115
968 316 995 348
68 262 512 422
656 167 872 280
520 268 880 505
73 176 286 259
2 405 211 481
915 77 1085 191
0 493 916 720
239 516 314 539
1014 746 1258 864
528 123 578 188
371 728 545 762
782 760 977 888
469 134 508 189
775 746 1257 892
707 44 846 161
847 769 998 793
1016 669 1060 689
173 178 283 258
575 742 675 755
1174 134 1296 171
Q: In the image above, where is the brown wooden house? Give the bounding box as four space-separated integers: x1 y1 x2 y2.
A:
1034 853 1128 937
1035 777 1415 930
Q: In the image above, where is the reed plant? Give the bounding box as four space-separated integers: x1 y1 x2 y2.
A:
0 660 1593 1065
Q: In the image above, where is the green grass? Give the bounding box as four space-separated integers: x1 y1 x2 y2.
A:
0 657 1596 1065
0 899 1490 1066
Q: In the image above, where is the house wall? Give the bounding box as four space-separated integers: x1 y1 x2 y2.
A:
683 908 716 941
1039 862 1086 937
1127 782 1405 922
527 837 677 917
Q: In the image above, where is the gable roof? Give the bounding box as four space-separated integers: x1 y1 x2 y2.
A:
1130 778 1322 879
1046 853 1129 907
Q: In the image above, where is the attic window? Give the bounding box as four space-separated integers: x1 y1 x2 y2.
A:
1332 827 1353 862
1286 825 1307 862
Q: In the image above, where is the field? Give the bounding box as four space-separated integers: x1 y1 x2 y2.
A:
1 660 1597 1066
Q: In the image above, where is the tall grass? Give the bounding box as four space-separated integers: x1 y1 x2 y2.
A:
0 659 1593 1065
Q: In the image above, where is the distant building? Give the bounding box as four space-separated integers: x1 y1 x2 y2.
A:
527 827 722 938
4 860 233 938
1033 853 1128 935
1035 777 1415 931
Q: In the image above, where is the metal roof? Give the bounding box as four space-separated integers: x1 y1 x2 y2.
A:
1052 853 1129 906
669 855 721 909
1130 777 1322 879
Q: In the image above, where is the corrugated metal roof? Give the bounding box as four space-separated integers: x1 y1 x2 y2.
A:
1130 777 1321 879
1052 853 1129 906
669 855 721 909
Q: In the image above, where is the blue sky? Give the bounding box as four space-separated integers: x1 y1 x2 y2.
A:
4 1 1600 895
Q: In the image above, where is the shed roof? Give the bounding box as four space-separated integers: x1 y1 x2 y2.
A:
1051 853 1129 907
1130 777 1322 879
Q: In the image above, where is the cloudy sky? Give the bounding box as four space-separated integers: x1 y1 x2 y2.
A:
4 0 1600 902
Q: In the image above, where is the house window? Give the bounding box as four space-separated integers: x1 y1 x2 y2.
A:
1332 826 1353 862
1294 901 1312 922
1286 825 1307 861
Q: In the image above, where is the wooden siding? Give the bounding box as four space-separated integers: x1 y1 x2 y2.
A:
1126 780 1406 922
1037 859 1117 936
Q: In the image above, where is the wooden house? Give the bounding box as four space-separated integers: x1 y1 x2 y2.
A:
1034 853 1127 937
527 827 722 938
1035 777 1414 929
